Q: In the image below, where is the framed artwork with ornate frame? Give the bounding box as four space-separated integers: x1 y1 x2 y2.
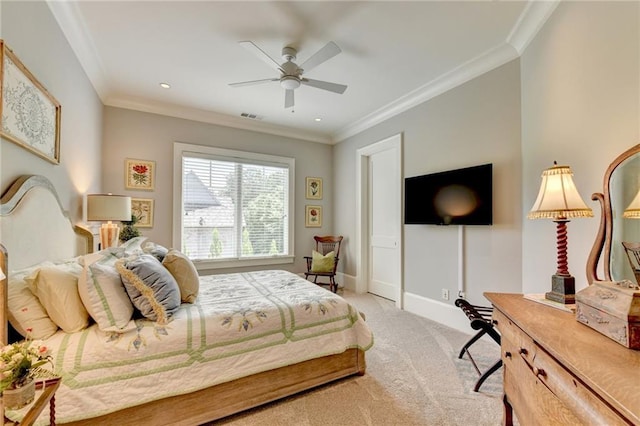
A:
305 177 323 200
131 198 154 228
305 205 322 227
125 159 155 190
0 40 61 164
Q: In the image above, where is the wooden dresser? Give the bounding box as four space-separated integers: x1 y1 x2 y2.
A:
485 293 640 426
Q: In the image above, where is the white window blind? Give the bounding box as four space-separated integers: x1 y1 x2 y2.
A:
178 146 292 264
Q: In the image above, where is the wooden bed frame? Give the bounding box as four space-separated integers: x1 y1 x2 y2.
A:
0 175 366 425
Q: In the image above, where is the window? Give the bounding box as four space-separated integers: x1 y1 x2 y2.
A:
173 143 295 268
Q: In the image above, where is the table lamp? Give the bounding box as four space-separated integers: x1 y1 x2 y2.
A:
623 189 640 218
528 162 593 304
87 194 132 249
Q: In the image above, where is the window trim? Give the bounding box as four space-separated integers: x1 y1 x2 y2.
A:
173 142 295 269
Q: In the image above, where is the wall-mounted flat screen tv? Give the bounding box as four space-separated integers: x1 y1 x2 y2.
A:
404 163 493 225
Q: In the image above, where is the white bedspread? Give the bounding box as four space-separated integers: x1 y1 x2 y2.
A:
7 270 373 424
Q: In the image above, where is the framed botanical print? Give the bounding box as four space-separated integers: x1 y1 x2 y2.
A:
125 159 155 190
0 40 61 164
131 198 154 228
305 205 322 227
306 177 323 200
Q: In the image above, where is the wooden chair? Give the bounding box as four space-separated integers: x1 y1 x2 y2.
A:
622 241 640 284
304 236 343 293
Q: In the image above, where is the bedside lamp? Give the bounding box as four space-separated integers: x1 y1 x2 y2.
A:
623 189 640 218
528 162 593 304
87 194 132 249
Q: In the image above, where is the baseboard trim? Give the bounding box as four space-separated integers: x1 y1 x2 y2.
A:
403 292 472 335
330 277 476 337
336 272 356 291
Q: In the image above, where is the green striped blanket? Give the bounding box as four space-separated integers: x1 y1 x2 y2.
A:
7 270 373 424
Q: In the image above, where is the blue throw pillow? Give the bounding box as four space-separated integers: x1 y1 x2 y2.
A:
115 254 180 324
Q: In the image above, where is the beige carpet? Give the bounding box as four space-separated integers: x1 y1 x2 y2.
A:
212 291 503 426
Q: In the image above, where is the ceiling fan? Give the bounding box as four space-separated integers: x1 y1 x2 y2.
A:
229 41 347 109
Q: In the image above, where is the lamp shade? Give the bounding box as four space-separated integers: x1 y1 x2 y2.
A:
87 194 132 221
528 163 593 220
623 190 640 218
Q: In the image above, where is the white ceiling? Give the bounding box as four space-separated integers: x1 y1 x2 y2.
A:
48 1 558 144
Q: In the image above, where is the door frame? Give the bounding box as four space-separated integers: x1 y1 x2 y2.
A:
355 133 403 308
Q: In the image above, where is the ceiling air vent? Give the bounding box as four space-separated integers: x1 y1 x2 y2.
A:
240 112 264 120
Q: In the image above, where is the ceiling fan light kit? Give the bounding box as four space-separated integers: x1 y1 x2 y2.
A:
280 76 301 90
230 41 347 109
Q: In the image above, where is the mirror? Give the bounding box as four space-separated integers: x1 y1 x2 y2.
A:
587 144 640 283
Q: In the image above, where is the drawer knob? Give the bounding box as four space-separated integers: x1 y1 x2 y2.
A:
504 351 512 359
492 319 498 325
533 367 546 378
519 347 528 355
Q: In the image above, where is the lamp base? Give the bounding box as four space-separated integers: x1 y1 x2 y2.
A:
99 222 120 249
545 274 576 304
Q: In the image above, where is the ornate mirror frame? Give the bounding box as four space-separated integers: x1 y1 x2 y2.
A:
586 144 640 283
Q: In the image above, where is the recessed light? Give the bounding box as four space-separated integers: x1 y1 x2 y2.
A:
159 82 171 89
314 118 322 122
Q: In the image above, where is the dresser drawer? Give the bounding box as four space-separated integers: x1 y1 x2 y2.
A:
502 336 580 426
497 309 627 426
531 344 627 426
493 308 537 365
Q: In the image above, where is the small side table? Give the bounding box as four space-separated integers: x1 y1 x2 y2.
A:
3 377 61 426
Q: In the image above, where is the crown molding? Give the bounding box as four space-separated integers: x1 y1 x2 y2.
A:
47 0 109 100
332 42 519 143
106 97 331 144
332 0 558 143
507 1 560 55
49 0 558 146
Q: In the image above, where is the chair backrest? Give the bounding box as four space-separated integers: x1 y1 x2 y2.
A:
622 241 640 283
314 235 343 260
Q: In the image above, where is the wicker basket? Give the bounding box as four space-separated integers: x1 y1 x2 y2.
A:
2 379 35 410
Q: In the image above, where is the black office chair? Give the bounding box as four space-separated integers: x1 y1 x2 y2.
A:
455 298 502 392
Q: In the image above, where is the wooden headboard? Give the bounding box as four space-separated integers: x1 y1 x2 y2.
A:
0 175 93 344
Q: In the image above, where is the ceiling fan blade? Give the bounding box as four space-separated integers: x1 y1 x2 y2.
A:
299 41 341 73
229 78 279 88
239 41 284 73
285 89 294 108
301 78 347 94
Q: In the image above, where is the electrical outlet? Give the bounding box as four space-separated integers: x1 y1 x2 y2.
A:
441 289 450 300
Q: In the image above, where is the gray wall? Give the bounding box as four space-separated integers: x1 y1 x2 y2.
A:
102 107 333 274
0 1 102 223
333 59 523 306
3 1 640 332
521 1 640 294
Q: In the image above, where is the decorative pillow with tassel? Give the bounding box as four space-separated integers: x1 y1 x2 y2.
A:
116 254 180 324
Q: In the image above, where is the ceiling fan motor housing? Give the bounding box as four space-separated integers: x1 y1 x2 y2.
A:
281 46 297 62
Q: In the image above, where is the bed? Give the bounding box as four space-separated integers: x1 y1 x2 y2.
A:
0 175 373 425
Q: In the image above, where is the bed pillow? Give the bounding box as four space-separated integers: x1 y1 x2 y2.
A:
7 263 59 339
116 254 180 324
162 249 199 303
119 236 148 255
142 241 169 262
310 250 336 273
25 264 89 333
78 257 135 333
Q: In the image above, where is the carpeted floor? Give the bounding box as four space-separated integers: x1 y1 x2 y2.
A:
213 291 503 425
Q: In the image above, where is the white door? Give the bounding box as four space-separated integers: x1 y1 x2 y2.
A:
365 138 401 302
356 134 402 306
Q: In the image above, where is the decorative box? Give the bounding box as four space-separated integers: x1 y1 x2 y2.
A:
575 281 640 349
